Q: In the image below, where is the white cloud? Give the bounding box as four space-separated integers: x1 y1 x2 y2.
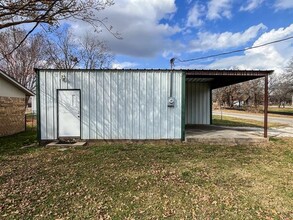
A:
202 24 293 73
112 61 138 69
70 0 180 57
189 23 267 52
274 0 293 10
207 0 233 20
186 4 205 27
240 0 264 12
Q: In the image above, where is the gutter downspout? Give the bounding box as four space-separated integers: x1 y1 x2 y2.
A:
168 58 175 108
170 58 175 98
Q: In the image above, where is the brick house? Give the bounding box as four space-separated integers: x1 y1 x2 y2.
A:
0 71 34 137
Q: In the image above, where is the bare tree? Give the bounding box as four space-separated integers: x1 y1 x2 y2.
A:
45 27 114 69
0 0 120 56
79 34 114 69
45 28 79 69
0 26 114 93
247 79 264 109
0 28 46 91
270 59 293 107
285 58 293 90
0 0 116 29
214 83 245 108
214 78 264 111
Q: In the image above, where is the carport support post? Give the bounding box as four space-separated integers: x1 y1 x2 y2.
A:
264 75 268 138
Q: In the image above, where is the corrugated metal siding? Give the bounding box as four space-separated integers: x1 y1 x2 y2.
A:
39 70 182 140
185 82 210 125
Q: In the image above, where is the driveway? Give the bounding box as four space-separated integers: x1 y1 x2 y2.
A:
213 110 293 137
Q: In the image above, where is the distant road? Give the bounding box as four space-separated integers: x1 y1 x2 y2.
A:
213 110 293 126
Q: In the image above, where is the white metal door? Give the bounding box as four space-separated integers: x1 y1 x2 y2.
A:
58 90 80 138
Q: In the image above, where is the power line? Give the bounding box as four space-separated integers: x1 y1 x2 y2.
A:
173 35 293 64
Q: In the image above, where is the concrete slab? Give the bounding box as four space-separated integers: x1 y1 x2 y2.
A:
46 141 87 147
249 126 293 138
186 125 268 146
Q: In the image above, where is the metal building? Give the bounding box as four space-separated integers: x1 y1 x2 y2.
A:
36 69 272 142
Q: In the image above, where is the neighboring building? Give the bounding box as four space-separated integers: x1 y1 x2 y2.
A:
31 96 37 114
36 69 272 142
26 96 37 114
0 71 34 137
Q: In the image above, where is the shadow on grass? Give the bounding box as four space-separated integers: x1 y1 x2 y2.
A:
0 130 37 156
268 110 293 116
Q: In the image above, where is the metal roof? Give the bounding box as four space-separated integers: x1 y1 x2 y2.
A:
35 68 273 90
185 69 273 77
184 70 273 89
0 71 34 96
35 68 273 74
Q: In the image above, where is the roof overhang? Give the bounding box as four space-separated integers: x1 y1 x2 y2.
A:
35 68 273 90
184 69 273 89
0 71 35 96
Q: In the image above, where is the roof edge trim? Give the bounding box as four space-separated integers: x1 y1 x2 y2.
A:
0 71 35 96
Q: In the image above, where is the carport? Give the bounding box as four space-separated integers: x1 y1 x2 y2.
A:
184 69 273 142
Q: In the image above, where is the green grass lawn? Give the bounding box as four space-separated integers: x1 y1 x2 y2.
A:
0 131 293 219
268 107 293 116
212 115 285 128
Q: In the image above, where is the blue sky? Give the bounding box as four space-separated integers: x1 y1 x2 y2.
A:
68 0 293 72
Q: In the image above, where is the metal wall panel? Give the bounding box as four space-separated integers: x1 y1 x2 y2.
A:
39 70 183 140
185 82 211 125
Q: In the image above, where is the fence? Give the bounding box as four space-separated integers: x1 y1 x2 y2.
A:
25 113 37 131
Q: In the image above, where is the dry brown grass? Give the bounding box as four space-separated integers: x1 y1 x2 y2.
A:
0 132 293 219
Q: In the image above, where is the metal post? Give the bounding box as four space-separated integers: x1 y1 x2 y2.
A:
25 114 27 131
264 75 268 138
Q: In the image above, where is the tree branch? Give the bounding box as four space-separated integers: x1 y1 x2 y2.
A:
0 0 58 61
